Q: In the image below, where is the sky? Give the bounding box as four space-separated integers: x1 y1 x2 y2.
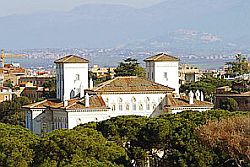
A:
0 0 164 17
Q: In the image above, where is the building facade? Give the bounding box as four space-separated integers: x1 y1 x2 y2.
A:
24 54 213 136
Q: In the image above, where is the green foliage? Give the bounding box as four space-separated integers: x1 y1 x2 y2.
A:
220 98 239 112
3 79 13 88
180 77 231 100
0 95 31 127
42 77 56 98
0 123 39 167
226 54 250 75
34 128 129 167
0 110 248 167
114 58 146 77
80 110 247 166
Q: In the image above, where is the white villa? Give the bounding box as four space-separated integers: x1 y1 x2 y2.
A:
23 54 213 135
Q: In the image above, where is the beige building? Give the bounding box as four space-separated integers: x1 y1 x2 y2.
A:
0 86 13 102
179 64 202 85
90 64 115 78
19 75 54 87
0 64 26 86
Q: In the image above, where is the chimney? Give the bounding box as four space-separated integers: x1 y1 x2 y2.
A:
63 100 68 107
189 90 194 105
89 78 94 89
200 91 204 101
85 93 90 107
195 90 200 101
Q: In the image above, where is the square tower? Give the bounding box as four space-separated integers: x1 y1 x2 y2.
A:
54 55 89 101
144 53 180 95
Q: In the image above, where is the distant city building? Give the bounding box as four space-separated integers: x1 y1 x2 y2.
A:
0 63 26 86
90 65 115 79
179 64 202 85
19 82 48 102
0 86 13 102
0 72 4 86
23 54 213 136
19 75 54 87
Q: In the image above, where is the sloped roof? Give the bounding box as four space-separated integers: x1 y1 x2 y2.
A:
166 94 214 108
22 96 108 111
144 53 179 62
54 55 89 63
66 96 107 110
90 76 174 93
215 91 250 97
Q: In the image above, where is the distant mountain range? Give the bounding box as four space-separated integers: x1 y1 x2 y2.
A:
0 0 250 52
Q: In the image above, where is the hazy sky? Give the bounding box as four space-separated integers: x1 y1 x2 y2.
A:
0 0 164 17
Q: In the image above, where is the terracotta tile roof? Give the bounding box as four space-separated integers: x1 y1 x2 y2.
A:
54 55 89 63
144 53 179 62
22 96 108 110
215 91 250 97
91 76 174 93
22 99 76 109
67 96 107 110
166 94 213 108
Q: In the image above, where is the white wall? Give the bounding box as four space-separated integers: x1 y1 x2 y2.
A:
171 107 213 114
66 93 167 129
56 63 88 101
25 109 45 135
102 93 166 117
154 61 179 95
68 110 108 129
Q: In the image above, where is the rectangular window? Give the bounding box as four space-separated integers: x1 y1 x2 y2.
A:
164 72 168 81
75 74 80 81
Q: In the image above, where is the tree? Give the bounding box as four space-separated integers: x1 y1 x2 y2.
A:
77 110 247 167
180 77 231 101
0 95 31 127
3 79 13 88
0 123 39 167
42 77 56 98
226 54 250 76
196 114 250 166
114 58 146 78
220 98 239 112
34 128 129 167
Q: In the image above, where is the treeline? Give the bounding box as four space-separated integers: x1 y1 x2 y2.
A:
0 110 249 167
0 95 31 127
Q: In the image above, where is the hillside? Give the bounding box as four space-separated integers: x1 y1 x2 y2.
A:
0 0 249 51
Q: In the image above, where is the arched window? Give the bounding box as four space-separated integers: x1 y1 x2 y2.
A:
139 103 143 111
105 98 109 107
112 104 116 111
126 103 130 111
132 97 136 111
118 98 123 111
152 103 156 110
146 97 150 110
159 97 163 110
